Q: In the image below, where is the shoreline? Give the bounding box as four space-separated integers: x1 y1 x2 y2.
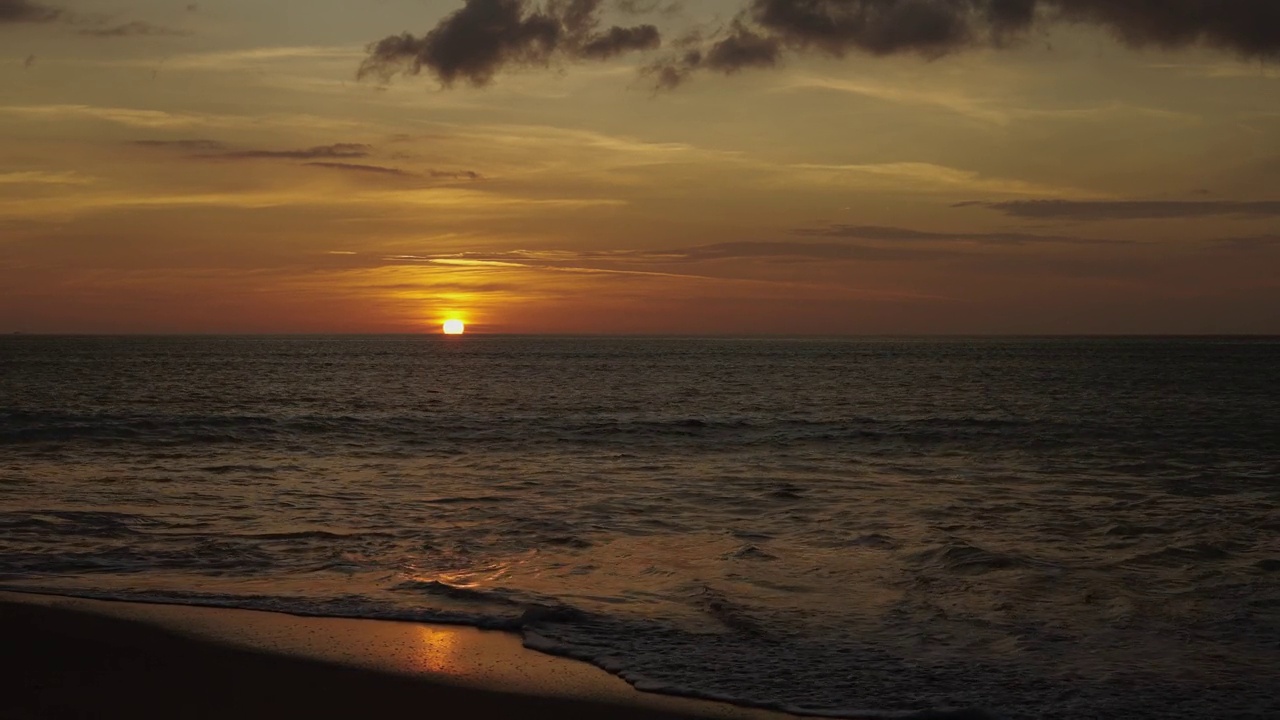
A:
0 590 802 720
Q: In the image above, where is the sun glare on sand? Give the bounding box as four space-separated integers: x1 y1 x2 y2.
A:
442 319 466 335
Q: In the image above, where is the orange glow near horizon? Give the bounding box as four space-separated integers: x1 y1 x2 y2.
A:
442 319 466 335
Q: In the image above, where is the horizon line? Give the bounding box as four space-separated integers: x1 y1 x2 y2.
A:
5 332 1279 339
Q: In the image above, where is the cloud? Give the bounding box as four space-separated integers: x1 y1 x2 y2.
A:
398 240 943 268
131 139 228 151
0 0 61 23
1 104 365 132
132 140 382 165
959 199 1280 220
80 20 191 37
796 224 1122 245
0 185 623 220
1213 234 1280 250
672 240 929 262
145 45 364 72
359 0 661 86
791 161 1099 198
579 23 662 59
0 170 93 185
747 0 1277 60
199 143 373 160
305 162 416 177
430 169 484 180
361 0 1280 89
615 0 680 16
380 246 952 301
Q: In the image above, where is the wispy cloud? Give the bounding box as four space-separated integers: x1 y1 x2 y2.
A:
0 186 623 219
959 199 1280 220
199 143 372 160
1211 234 1280 250
0 170 93 185
147 45 364 71
796 224 1124 245
305 162 416 177
131 140 467 181
80 20 190 37
442 122 740 165
781 76 1202 126
430 170 484 180
1147 62 1280 80
1 104 365 132
781 75 1012 124
791 162 1103 198
382 246 945 299
131 139 228 151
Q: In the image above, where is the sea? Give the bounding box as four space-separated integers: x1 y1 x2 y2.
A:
2 336 1278 719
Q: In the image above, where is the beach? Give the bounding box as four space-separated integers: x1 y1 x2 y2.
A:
0 591 798 720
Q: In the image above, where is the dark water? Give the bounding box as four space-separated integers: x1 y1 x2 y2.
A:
2 336 1278 718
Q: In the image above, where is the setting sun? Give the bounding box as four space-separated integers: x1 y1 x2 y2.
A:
442 319 466 335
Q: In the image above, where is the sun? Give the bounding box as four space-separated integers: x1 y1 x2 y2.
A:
442 319 466 335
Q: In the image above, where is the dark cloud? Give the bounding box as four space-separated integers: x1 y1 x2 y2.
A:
796 223 1123 245
131 139 228 151
958 199 1280 220
201 144 373 160
651 0 1280 86
580 23 662 58
359 0 660 86
1052 0 1280 57
749 0 1279 58
372 0 1280 89
703 22 781 71
80 20 191 37
305 162 416 176
0 0 61 23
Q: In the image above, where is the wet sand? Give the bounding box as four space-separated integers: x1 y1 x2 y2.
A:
0 591 796 720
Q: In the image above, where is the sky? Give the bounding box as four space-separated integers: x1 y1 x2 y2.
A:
2 0 1278 334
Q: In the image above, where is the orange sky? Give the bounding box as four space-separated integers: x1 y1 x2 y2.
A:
2 0 1278 334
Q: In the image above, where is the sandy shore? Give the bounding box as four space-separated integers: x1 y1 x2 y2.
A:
0 591 797 720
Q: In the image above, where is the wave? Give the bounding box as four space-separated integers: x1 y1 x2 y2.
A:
909 542 1048 576
0 410 1051 451
0 583 998 719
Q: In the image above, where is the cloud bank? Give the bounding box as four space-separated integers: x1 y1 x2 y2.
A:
364 0 1280 88
656 0 1280 85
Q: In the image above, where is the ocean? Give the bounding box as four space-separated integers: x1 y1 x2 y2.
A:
2 336 1277 718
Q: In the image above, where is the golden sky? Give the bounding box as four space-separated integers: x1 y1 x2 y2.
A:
2 0 1278 334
